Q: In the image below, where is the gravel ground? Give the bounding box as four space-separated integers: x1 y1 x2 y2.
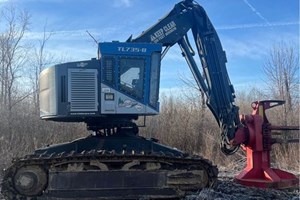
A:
185 178 299 200
0 178 3 200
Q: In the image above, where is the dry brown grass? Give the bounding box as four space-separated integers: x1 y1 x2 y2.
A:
140 90 299 172
0 89 298 175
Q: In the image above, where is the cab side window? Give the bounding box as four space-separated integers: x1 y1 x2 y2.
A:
119 58 145 100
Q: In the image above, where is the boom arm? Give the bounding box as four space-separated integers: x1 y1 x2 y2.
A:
128 0 242 154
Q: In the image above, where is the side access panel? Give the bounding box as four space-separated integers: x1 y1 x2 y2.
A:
68 68 98 112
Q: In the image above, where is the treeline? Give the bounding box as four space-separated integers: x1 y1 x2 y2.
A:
0 5 299 173
0 5 85 169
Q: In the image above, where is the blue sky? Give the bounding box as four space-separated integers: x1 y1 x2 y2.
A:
0 0 299 93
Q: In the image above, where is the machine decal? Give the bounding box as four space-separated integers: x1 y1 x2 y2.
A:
118 98 138 108
118 47 147 53
76 62 88 67
70 112 96 115
102 88 111 92
150 21 177 43
135 104 143 111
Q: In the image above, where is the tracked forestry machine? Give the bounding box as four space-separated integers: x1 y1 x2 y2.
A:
1 0 299 199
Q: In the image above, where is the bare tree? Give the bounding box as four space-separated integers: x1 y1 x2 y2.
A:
0 5 30 112
262 41 299 126
30 24 54 113
0 5 31 153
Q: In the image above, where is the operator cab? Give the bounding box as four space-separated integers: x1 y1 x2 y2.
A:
39 42 162 129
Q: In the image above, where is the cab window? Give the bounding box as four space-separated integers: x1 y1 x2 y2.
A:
119 58 145 99
103 57 115 86
149 52 160 107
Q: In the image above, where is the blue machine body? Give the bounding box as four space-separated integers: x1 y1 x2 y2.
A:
98 42 162 113
39 42 162 126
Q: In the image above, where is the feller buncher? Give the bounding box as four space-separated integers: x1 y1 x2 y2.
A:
2 0 298 199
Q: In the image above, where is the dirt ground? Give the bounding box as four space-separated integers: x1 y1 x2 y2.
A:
185 168 299 200
185 178 299 200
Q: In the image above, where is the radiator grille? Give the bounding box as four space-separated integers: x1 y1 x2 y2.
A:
68 69 98 112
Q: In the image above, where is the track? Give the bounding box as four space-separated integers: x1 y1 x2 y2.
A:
1 147 218 199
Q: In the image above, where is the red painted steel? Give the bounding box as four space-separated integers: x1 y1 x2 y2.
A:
234 100 299 189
